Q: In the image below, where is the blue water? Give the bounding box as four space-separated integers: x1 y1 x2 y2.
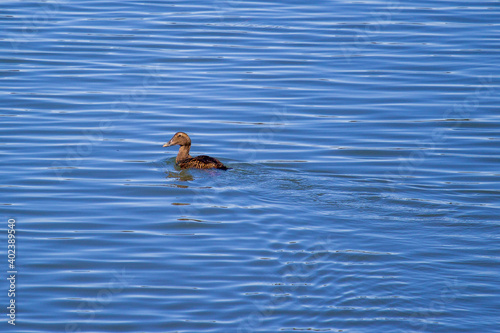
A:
1 0 499 332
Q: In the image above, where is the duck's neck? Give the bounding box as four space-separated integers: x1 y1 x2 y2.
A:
176 145 192 163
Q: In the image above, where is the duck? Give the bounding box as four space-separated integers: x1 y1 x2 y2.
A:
163 132 230 170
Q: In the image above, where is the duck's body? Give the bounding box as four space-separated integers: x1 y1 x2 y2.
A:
163 132 229 170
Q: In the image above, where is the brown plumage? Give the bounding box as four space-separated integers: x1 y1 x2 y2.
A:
163 132 229 170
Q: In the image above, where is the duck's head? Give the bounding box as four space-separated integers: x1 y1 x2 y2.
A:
163 132 191 147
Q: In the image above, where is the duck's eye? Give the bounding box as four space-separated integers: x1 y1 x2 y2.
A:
177 134 181 137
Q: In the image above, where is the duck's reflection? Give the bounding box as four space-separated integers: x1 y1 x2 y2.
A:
165 169 193 182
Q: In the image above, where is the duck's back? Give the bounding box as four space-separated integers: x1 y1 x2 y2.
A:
178 155 229 170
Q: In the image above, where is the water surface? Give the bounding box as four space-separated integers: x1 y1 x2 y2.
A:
1 0 499 332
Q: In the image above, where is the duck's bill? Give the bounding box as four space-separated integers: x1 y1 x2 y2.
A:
163 141 173 147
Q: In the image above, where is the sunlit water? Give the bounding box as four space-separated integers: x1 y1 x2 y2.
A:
1 0 499 332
